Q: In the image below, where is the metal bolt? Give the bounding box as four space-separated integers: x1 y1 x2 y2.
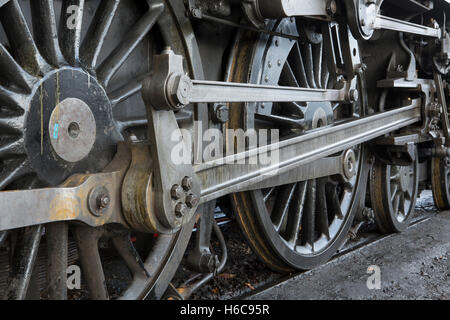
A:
445 157 450 167
200 254 220 274
186 194 199 208
128 134 138 142
213 104 229 123
97 195 110 209
182 176 193 191
190 8 202 19
167 73 192 109
171 184 184 200
175 203 188 218
277 60 282 67
343 149 356 180
88 186 110 217
162 46 173 55
349 89 359 102
326 0 337 16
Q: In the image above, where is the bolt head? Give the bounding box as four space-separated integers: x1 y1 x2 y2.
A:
167 74 192 109
97 195 110 209
214 104 229 123
349 89 359 102
186 194 199 208
175 203 188 218
200 254 220 273
171 184 184 200
326 0 337 15
445 157 450 167
182 176 193 191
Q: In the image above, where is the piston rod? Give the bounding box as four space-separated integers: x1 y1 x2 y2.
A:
254 0 442 38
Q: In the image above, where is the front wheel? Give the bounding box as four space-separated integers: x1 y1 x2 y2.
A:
370 147 419 233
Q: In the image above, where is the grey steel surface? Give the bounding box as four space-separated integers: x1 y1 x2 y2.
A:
245 211 450 300
190 80 348 103
196 101 422 203
374 14 441 38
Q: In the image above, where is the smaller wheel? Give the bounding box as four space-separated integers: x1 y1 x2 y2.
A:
370 148 419 233
431 156 450 210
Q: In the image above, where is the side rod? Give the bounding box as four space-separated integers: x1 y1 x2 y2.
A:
0 99 421 232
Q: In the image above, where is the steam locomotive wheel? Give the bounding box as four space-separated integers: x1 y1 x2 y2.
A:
0 0 198 299
228 19 366 271
431 156 450 210
370 148 419 233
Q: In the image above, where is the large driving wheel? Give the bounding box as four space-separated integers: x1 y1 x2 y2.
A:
228 19 366 271
0 0 201 299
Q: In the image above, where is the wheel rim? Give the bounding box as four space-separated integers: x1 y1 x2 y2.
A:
0 0 198 300
388 164 416 223
431 156 450 210
228 19 365 271
370 153 419 233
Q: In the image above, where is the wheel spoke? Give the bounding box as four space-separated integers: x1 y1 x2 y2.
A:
80 0 121 70
108 74 146 107
321 46 330 89
285 181 307 246
73 227 109 300
277 101 305 117
0 0 50 76
312 42 322 89
0 85 28 111
30 0 65 67
0 231 8 247
111 233 149 278
59 0 85 66
272 183 296 231
46 222 68 300
317 179 330 239
399 192 406 214
263 187 276 202
302 179 316 249
300 43 317 88
390 184 398 201
392 192 401 214
280 61 299 87
4 225 43 300
327 182 343 219
289 42 309 88
0 138 26 159
97 3 164 88
255 113 305 129
0 158 31 190
0 44 37 91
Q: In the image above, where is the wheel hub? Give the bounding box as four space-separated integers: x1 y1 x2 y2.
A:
24 67 121 186
398 166 411 191
49 98 97 163
306 102 334 129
